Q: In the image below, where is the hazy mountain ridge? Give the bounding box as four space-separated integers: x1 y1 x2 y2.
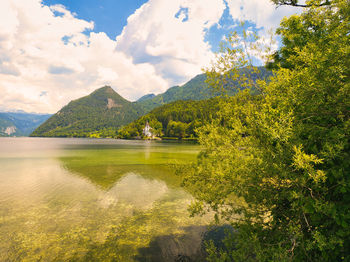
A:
0 112 51 137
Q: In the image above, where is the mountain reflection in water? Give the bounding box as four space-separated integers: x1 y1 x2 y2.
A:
0 138 216 261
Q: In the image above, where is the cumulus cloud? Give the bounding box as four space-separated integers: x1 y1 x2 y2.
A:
116 0 225 85
0 0 168 113
0 0 299 113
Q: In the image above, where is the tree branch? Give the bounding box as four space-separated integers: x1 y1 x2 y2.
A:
275 0 332 8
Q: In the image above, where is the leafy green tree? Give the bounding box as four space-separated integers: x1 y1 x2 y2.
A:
166 120 188 139
149 119 163 137
184 0 350 261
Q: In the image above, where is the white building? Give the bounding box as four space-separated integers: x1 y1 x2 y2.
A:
142 121 153 138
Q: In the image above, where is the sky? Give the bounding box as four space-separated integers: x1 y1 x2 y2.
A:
0 0 300 113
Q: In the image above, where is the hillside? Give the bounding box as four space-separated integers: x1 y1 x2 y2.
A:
32 67 271 138
0 112 51 137
31 86 144 137
137 66 270 112
137 74 216 112
137 93 156 102
118 98 222 139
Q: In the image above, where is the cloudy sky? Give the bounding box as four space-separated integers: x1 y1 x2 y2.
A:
0 0 300 113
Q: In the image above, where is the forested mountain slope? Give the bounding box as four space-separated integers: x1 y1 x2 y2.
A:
31 86 144 137
118 98 222 139
137 66 270 112
32 67 271 137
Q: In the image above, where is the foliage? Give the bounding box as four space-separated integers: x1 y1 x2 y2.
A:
271 0 332 7
118 98 222 140
119 66 270 140
184 0 350 261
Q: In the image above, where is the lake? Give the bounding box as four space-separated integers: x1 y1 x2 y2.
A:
0 138 212 261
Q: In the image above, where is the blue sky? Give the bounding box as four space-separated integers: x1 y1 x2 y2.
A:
43 0 149 39
43 0 243 52
0 0 299 113
43 0 263 53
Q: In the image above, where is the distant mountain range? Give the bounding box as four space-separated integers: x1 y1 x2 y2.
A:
0 112 51 137
31 67 271 137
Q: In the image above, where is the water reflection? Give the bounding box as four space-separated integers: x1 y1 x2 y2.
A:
0 138 213 261
98 173 168 209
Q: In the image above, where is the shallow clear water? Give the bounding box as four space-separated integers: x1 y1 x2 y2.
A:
0 138 210 261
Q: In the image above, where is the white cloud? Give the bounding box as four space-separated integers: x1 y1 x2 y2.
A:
0 0 171 113
116 0 226 85
226 0 301 32
0 0 299 113
98 66 119 83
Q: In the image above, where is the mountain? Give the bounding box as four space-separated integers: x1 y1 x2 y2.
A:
137 93 156 102
31 86 144 137
137 66 270 112
136 74 212 112
0 112 51 137
32 67 271 138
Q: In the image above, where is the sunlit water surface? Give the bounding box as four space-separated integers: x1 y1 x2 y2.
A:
0 138 211 261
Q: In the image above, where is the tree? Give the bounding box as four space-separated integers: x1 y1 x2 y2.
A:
271 0 332 7
184 0 350 260
167 120 188 139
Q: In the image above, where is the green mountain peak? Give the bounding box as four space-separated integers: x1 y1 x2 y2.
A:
31 86 143 137
31 67 271 138
91 85 115 95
